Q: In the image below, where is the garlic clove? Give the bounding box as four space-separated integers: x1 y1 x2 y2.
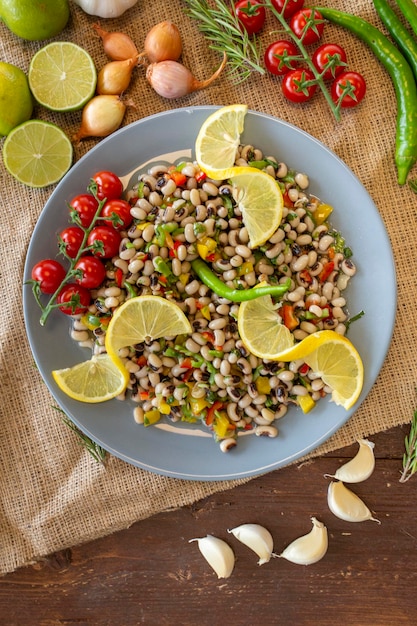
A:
279 517 328 565
189 535 235 579
228 523 275 565
327 481 380 523
325 439 375 483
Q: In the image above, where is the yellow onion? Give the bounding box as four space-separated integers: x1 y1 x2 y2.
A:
97 56 138 95
141 21 182 64
93 23 139 61
73 95 135 144
146 53 227 99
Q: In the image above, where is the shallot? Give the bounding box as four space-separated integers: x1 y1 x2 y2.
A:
146 53 227 99
97 56 138 95
73 95 135 143
92 23 139 61
140 21 183 64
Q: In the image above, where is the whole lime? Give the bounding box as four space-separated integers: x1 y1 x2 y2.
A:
0 0 70 41
0 62 33 136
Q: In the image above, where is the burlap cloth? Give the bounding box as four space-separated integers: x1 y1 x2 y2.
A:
1 0 415 574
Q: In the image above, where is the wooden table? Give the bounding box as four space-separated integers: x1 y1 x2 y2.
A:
1 424 416 625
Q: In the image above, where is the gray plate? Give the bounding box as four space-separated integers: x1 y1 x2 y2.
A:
23 106 396 481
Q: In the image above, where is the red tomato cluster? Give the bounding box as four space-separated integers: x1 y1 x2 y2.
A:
239 0 366 109
31 170 128 317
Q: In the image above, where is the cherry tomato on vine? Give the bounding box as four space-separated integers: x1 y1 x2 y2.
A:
59 226 85 259
91 171 123 201
282 68 317 103
100 198 133 230
312 43 348 81
31 259 67 295
87 225 121 258
270 0 304 19
57 283 91 315
235 0 266 35
264 40 300 76
69 193 99 228
290 9 325 45
331 71 366 108
74 256 106 289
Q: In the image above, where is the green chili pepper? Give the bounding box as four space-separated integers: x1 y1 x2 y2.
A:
373 0 417 81
395 0 417 38
317 7 417 185
191 258 291 302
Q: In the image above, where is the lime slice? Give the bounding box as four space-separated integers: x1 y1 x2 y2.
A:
105 295 192 361
52 353 129 403
28 42 97 112
238 295 295 360
229 167 283 248
2 120 73 188
195 104 248 180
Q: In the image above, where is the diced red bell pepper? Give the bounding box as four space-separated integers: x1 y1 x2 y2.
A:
319 261 335 282
195 171 207 183
280 303 299 330
169 170 187 187
115 267 124 288
206 400 224 426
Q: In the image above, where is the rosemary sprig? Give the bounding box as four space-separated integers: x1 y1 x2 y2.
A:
183 0 265 83
400 409 417 482
53 405 107 465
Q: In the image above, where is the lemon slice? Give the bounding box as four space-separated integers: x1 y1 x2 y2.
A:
52 353 129 403
278 330 364 410
105 295 192 360
195 104 248 180
229 167 283 248
28 42 97 112
238 294 295 360
2 120 73 188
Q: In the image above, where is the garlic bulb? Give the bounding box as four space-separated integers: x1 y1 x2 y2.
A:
325 439 375 483
72 0 138 18
327 481 380 523
189 535 235 579
279 517 328 565
228 523 275 565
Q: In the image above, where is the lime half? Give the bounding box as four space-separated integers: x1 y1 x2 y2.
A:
28 42 97 112
3 120 73 188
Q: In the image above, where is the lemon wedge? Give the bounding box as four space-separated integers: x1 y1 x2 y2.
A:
195 104 248 180
105 295 192 360
52 353 129 403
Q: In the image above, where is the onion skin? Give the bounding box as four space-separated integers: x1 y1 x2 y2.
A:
97 56 138 95
143 21 182 63
73 95 134 144
146 53 227 99
93 23 139 61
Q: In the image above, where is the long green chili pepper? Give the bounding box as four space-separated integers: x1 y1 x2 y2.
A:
373 0 417 81
394 0 417 39
191 258 291 302
317 7 417 185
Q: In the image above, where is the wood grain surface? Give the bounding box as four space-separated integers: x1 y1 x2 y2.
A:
1 424 416 626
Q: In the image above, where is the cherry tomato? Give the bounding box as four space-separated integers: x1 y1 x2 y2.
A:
59 226 85 258
100 198 133 230
91 171 123 201
74 256 106 289
69 193 99 228
290 9 324 45
282 68 317 103
57 283 91 315
31 259 67 294
312 43 347 81
264 40 300 76
235 0 266 35
331 71 366 108
87 225 121 258
270 0 304 19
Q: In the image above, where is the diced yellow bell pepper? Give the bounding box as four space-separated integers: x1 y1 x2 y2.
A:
238 261 254 276
197 236 217 260
314 203 334 225
156 396 172 415
255 376 271 395
189 396 210 415
143 409 161 426
298 394 316 414
200 305 211 320
213 411 232 439
178 273 190 286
